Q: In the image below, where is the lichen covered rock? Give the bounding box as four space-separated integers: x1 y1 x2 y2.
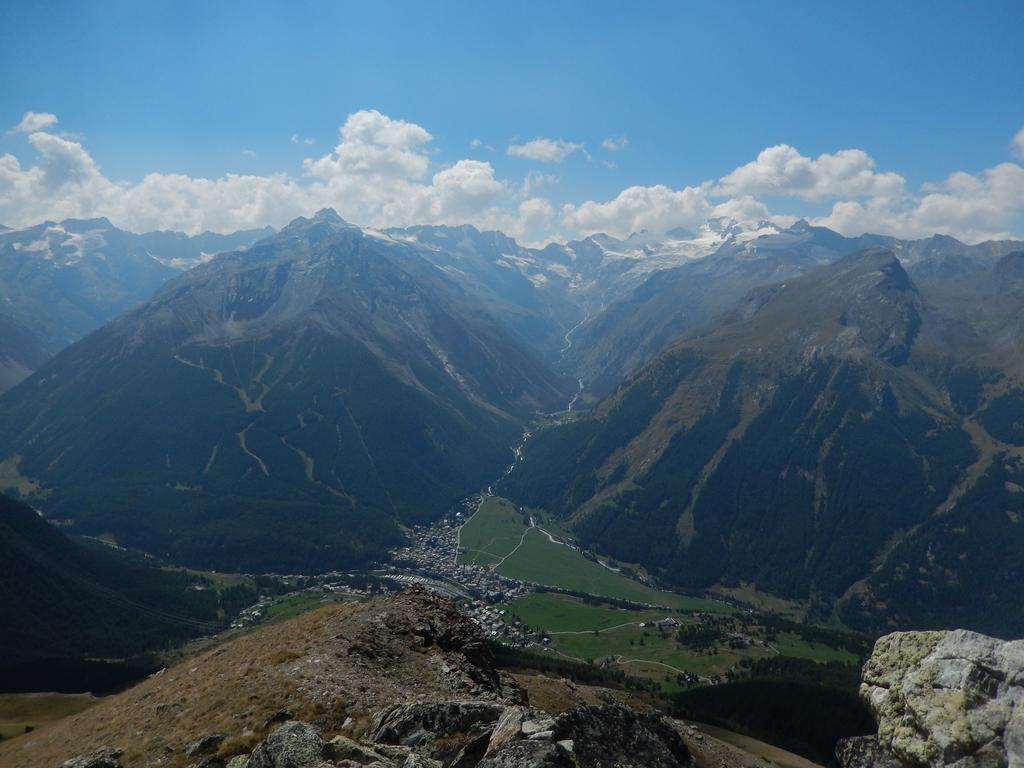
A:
244 721 331 768
848 629 1024 768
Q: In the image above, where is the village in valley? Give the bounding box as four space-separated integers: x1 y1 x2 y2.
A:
225 492 865 692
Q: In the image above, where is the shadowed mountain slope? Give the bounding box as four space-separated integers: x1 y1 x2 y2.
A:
0 211 571 572
500 249 1024 635
0 493 243 663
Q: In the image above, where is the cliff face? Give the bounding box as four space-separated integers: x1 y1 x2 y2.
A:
839 630 1024 768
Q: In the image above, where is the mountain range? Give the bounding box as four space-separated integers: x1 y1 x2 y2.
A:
0 217 271 391
500 243 1024 636
0 210 569 571
1 210 1022 635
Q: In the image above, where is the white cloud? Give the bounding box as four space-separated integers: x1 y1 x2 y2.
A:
709 195 772 224
8 111 58 134
601 136 628 151
507 138 585 163
470 138 482 148
562 184 713 239
714 144 905 200
814 162 1024 242
396 160 507 225
290 134 315 146
560 183 775 239
304 110 432 182
508 197 556 245
240 148 257 158
0 110 562 239
0 132 122 225
1013 125 1024 160
2 110 1022 246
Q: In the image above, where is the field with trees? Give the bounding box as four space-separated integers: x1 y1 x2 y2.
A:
457 496 733 611
499 592 864 692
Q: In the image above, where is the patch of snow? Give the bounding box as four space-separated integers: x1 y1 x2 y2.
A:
361 227 397 243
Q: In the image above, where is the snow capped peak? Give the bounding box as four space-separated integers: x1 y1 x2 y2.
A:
703 216 741 236
5 221 110 266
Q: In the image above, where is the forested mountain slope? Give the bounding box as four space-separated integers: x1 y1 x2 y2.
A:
0 210 571 572
501 248 1024 635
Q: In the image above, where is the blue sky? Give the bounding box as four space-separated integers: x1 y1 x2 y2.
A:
2 0 1023 242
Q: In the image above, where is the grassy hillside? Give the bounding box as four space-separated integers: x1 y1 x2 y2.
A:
500 592 863 692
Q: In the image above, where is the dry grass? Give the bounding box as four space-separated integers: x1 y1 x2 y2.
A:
0 693 100 740
216 731 263 760
0 591 511 768
509 672 648 715
268 649 302 666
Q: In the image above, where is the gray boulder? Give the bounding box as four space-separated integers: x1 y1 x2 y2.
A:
245 721 331 768
368 700 506 767
551 704 691 768
187 733 228 757
401 755 443 768
60 748 124 768
850 630 1024 768
476 740 573 768
835 735 905 768
327 734 391 764
369 701 506 747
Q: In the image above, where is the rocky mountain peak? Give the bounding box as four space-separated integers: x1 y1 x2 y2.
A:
60 216 116 233
717 247 921 366
280 209 353 237
312 207 348 225
664 226 697 239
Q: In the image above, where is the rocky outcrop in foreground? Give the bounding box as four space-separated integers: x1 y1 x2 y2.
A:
232 701 690 768
838 630 1024 768
41 588 696 768
64 703 691 768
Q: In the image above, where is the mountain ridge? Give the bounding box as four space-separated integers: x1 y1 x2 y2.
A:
499 247 1024 635
0 217 272 391
0 213 571 572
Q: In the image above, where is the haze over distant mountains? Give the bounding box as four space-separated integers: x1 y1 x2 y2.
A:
0 217 272 391
1 208 1022 635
